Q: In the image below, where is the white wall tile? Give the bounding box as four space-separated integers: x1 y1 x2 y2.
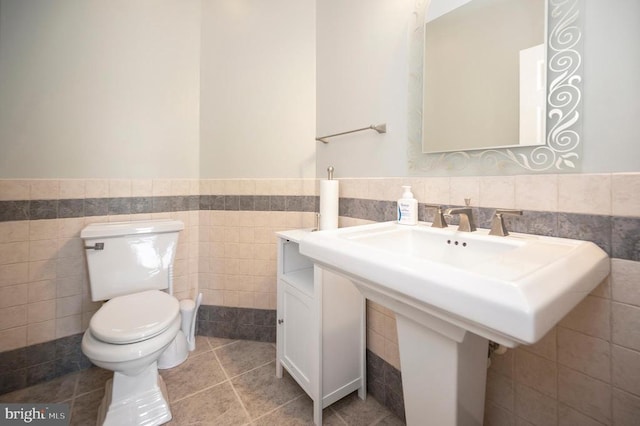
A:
27 300 55 324
27 320 56 345
479 176 516 209
59 180 85 199
108 179 131 197
612 173 640 217
520 327 556 361
558 366 611 424
558 403 606 426
0 326 27 352
0 221 29 243
557 327 610 382
29 180 59 200
613 388 640 425
558 174 611 215
29 220 58 240
515 349 557 398
84 179 108 198
0 284 28 308
0 262 29 287
612 345 640 397
515 174 558 211
449 176 480 207
612 302 640 352
423 177 451 205
55 314 81 338
131 179 153 197
28 280 56 303
559 295 610 340
0 242 29 264
0 305 27 330
0 180 30 201
515 383 558 426
612 258 640 307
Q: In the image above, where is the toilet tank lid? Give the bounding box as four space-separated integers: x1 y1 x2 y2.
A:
81 219 184 239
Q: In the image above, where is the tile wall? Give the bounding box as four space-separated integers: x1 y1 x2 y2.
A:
197 179 318 309
1 173 639 425
0 179 201 353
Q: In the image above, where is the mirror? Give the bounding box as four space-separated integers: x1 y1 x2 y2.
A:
408 0 583 175
423 0 546 153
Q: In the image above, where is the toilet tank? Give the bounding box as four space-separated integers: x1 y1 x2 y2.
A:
81 220 185 301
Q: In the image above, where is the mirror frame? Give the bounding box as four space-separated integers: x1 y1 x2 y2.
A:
408 0 584 175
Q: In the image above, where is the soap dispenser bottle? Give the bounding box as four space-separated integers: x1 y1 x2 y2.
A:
397 186 418 225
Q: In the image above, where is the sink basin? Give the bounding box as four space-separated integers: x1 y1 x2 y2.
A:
300 221 609 425
300 221 609 347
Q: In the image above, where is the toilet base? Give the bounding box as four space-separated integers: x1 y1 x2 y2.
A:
97 362 172 426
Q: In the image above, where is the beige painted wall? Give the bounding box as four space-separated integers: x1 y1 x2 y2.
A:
199 0 316 178
0 0 202 179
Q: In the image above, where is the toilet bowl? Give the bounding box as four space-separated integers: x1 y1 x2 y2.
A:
82 290 181 426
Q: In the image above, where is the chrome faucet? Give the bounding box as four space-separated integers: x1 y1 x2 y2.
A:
444 207 476 232
423 204 447 228
489 209 523 236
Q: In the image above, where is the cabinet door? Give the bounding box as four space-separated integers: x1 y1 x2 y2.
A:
280 282 314 394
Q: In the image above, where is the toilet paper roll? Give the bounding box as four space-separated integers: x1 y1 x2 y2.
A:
319 179 339 230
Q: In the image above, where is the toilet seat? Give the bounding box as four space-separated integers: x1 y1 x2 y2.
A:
90 290 179 344
82 315 181 365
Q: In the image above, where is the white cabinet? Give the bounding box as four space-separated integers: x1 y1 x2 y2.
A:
276 229 366 425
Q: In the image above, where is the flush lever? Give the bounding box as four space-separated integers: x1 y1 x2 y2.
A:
84 242 104 250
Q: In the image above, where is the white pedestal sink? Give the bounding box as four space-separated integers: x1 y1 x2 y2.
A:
299 222 609 426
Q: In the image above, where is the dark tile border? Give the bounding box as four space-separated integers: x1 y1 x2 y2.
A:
196 305 276 343
3 194 637 261
0 334 91 395
339 198 639 261
0 195 319 223
367 349 405 422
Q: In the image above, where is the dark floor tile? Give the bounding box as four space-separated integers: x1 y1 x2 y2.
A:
231 362 304 419
254 394 343 426
167 381 250 425
374 413 406 426
207 337 236 349
76 367 112 395
331 391 393 426
70 388 104 426
216 340 275 377
189 335 212 356
160 350 226 402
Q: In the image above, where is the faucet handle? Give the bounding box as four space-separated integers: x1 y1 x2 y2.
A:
423 204 447 228
489 209 523 236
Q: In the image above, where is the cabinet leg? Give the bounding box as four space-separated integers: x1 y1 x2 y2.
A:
313 399 322 425
357 384 366 401
275 359 283 379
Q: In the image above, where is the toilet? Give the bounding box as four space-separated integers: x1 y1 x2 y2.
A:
80 219 185 426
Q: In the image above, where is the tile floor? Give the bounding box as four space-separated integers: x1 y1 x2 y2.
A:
0 337 405 425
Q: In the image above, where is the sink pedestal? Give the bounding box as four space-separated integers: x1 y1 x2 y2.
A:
396 314 488 426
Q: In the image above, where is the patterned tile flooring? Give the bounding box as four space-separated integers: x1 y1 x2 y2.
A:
0 337 405 425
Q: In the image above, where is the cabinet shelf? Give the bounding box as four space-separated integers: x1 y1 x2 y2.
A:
281 267 314 297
